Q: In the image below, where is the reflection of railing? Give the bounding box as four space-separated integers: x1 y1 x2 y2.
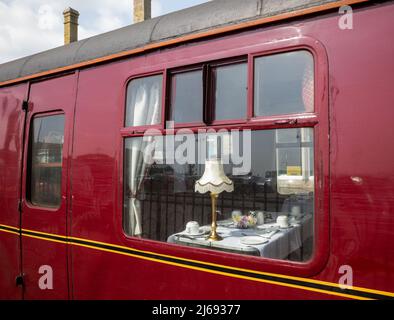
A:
139 175 287 242
31 166 62 207
35 143 63 164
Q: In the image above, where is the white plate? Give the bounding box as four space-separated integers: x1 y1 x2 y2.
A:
240 236 268 245
257 223 277 230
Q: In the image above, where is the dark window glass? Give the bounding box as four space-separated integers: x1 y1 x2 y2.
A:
28 115 65 208
123 128 314 262
214 63 247 120
254 50 314 116
170 70 203 123
125 75 162 127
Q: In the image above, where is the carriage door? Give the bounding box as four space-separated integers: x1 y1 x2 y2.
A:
21 74 76 299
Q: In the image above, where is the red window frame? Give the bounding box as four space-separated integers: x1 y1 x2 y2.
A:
167 64 205 128
25 110 66 212
167 56 249 128
121 71 167 136
119 36 329 278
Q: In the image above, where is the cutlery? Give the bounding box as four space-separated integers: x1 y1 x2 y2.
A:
241 229 279 239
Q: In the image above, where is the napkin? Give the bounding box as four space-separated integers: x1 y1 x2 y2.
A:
261 230 278 239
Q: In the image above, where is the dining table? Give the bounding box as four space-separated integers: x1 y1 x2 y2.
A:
167 213 313 259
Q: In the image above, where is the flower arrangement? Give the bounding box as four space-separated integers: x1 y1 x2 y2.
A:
232 212 257 229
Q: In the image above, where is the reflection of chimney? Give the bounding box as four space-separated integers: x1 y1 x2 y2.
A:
63 7 79 44
134 0 151 23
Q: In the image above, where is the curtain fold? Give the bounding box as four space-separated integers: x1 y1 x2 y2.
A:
302 60 314 113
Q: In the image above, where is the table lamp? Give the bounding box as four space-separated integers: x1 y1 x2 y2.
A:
195 158 234 241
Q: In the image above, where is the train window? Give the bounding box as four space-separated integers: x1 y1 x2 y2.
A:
125 74 163 127
254 50 314 116
170 70 203 124
27 114 65 208
123 128 314 262
213 62 247 121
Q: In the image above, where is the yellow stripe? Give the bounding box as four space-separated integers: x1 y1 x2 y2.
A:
0 228 20 236
22 227 68 239
69 240 370 300
1 223 393 299
69 235 394 298
0 224 19 231
21 233 68 245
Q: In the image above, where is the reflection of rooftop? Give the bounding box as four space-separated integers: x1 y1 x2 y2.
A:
277 175 314 195
35 162 62 168
141 168 275 193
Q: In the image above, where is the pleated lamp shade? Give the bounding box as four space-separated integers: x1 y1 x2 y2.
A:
195 159 234 194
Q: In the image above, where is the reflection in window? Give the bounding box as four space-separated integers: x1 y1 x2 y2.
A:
123 128 314 262
170 70 203 124
28 115 65 208
276 128 314 195
125 75 162 127
254 50 314 116
214 63 247 120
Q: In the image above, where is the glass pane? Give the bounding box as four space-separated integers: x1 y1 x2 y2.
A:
123 128 314 262
254 50 314 116
170 70 203 123
125 75 162 127
214 63 247 120
29 115 65 208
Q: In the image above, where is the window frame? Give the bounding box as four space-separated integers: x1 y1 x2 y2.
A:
119 36 329 277
167 64 206 128
167 56 249 129
250 49 316 121
122 71 167 136
208 57 249 126
26 110 66 211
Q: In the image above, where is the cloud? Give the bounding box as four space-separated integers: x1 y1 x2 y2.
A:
0 0 209 64
37 4 59 30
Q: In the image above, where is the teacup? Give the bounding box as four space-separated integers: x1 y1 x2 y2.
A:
277 215 289 228
291 205 301 217
186 221 200 235
256 211 265 225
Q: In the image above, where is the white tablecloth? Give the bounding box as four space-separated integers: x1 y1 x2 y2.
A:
167 215 313 259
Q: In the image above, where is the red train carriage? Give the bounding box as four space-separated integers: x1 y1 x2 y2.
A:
0 0 393 300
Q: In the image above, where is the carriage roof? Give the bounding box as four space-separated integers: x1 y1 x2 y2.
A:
0 0 349 84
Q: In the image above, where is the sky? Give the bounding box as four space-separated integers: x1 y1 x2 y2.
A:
0 0 210 64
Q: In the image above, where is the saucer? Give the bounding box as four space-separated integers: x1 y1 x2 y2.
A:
184 228 206 236
278 225 293 230
240 236 268 245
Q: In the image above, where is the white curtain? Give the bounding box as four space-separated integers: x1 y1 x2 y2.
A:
302 60 314 112
125 79 161 236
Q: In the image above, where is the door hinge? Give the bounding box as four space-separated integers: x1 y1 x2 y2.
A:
15 274 24 287
22 100 29 112
18 200 23 213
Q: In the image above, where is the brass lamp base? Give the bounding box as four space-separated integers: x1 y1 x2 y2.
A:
207 230 223 241
206 192 222 241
